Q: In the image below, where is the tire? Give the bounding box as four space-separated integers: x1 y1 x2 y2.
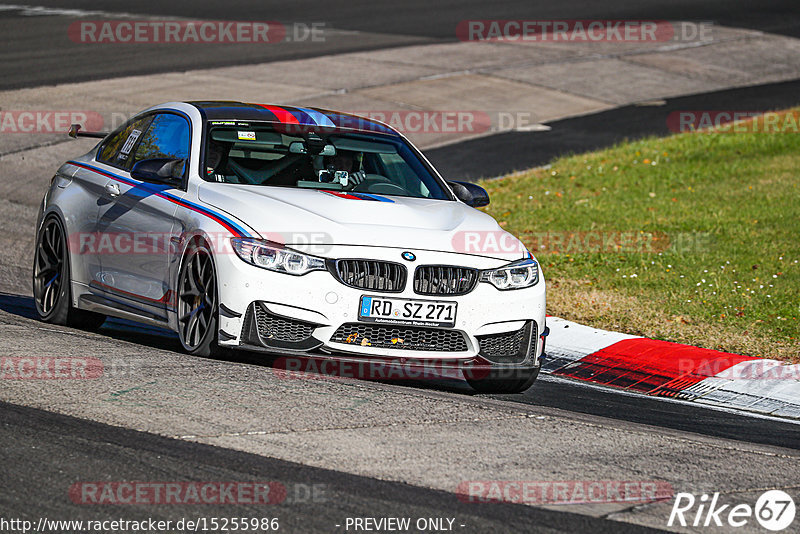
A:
32 215 106 330
176 241 223 357
465 366 539 394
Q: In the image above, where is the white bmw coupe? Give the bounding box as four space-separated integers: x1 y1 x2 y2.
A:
34 101 546 392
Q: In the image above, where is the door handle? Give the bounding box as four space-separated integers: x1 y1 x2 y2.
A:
104 182 120 197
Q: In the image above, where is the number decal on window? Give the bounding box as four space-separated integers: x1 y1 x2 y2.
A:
120 129 142 157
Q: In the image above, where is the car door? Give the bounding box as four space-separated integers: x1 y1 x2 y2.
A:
70 115 153 290
93 112 189 320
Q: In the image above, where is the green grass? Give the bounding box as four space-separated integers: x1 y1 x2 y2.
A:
479 109 800 358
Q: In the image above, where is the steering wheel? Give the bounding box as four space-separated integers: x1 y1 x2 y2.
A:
354 179 408 195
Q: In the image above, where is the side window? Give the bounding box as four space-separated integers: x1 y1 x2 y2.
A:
97 116 153 168
131 114 191 176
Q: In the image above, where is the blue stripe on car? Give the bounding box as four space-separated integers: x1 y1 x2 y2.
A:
68 161 253 238
297 107 337 128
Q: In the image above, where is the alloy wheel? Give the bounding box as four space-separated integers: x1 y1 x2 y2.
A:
178 248 217 350
33 218 65 317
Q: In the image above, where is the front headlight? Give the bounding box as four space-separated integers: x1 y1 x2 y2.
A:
480 258 539 290
231 238 326 276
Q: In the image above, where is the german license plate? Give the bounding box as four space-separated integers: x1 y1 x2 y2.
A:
358 296 457 328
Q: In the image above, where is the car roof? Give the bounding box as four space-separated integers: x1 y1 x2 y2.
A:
188 101 399 137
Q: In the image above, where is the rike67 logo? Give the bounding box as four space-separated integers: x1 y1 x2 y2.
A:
668 490 795 531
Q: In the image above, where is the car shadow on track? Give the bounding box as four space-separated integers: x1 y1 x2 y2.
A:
0 291 182 352
0 292 477 394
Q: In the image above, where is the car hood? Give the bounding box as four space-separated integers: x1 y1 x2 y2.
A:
197 184 525 261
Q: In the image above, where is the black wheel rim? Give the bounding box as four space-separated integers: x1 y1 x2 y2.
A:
178 249 216 349
33 218 65 316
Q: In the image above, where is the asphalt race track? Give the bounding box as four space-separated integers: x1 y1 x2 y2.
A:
1 2 800 533
1 0 799 89
1 401 667 533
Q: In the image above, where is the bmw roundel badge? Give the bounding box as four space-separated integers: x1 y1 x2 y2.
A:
401 251 416 262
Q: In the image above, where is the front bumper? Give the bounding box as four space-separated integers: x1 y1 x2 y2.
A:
215 246 546 369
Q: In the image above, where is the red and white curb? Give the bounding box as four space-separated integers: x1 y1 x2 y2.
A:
544 317 800 419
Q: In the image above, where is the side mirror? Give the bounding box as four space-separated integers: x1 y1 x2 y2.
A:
131 158 185 184
447 180 490 207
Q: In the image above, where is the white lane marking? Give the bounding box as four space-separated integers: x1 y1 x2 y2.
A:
687 360 800 418
0 3 154 18
546 316 641 364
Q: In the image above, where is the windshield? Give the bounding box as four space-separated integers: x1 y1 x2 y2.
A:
202 123 451 200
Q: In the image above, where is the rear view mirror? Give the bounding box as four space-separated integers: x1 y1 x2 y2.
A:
131 158 185 183
288 141 336 156
448 180 490 207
